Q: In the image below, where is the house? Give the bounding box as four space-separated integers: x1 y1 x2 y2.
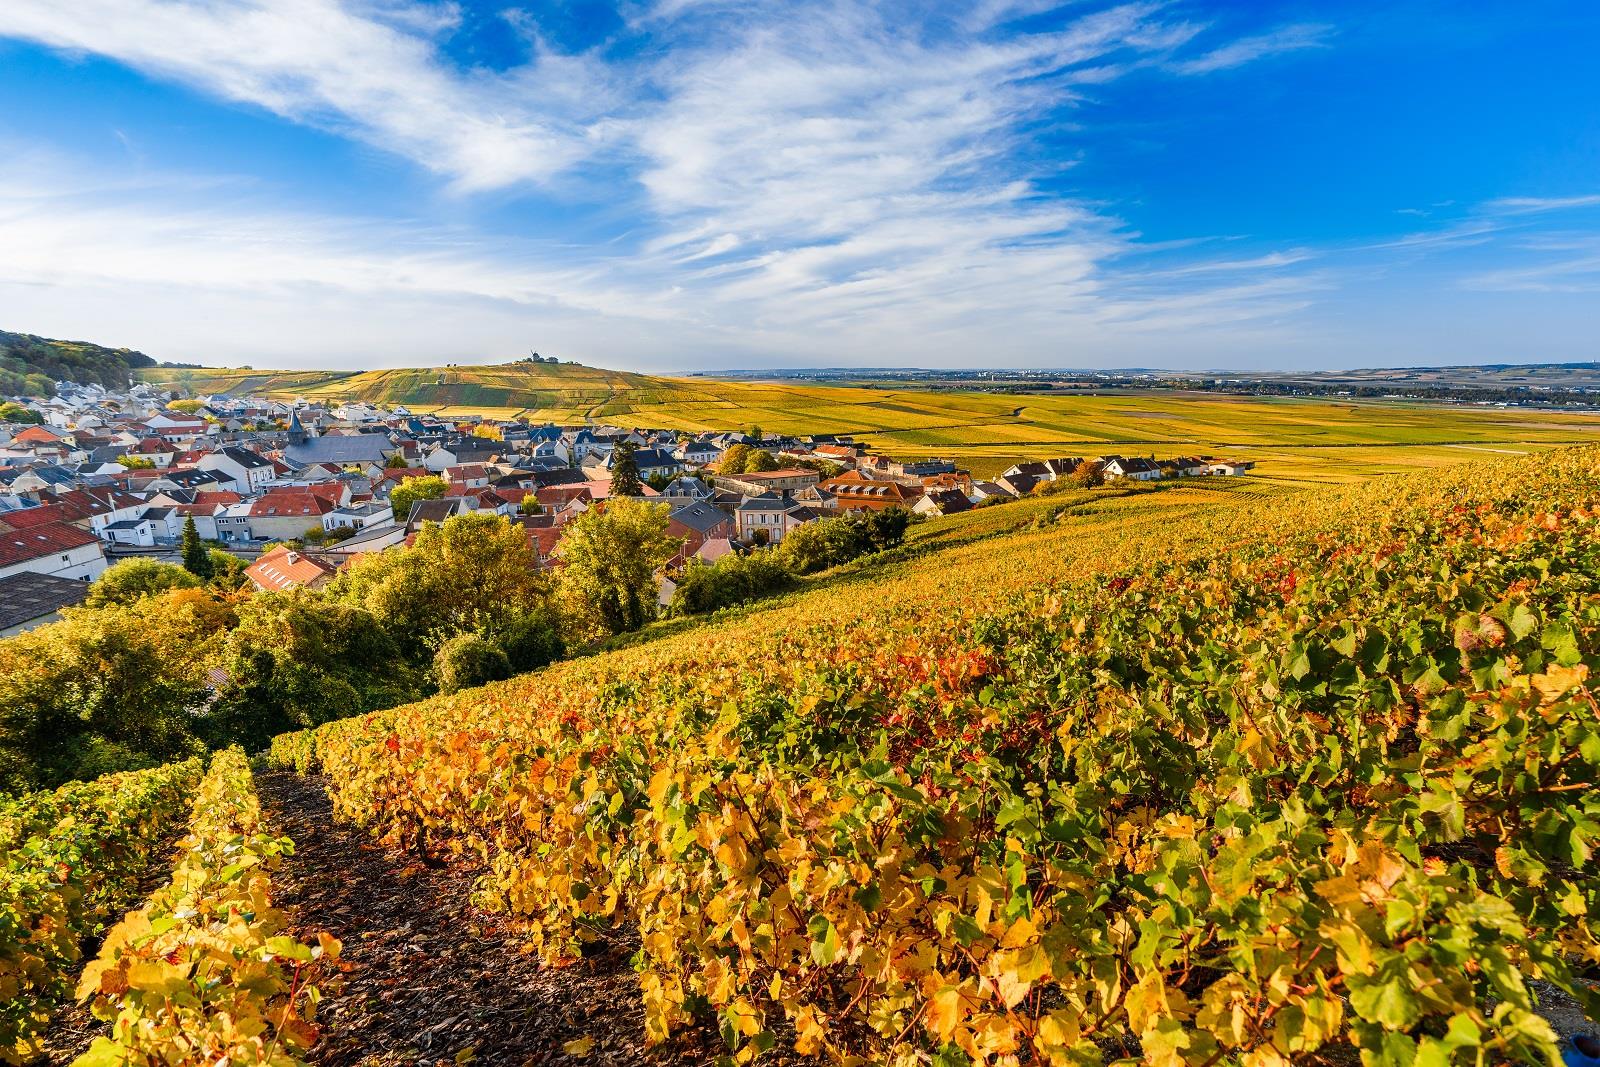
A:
323 502 395 533
659 476 714 507
1101 456 1164 481
0 571 91 636
1000 457 1085 483
968 481 1014 502
102 516 159 547
0 519 108 580
443 463 491 489
247 491 337 541
242 544 336 593
405 496 472 533
616 448 683 481
1205 460 1254 476
674 439 723 467
215 502 255 543
735 493 817 543
283 410 393 467
716 468 821 495
667 500 737 564
315 523 409 561
817 475 923 512
197 446 276 493
423 440 499 472
912 489 974 518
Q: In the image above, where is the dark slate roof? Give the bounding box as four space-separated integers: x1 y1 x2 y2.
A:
220 445 273 469
0 571 89 630
670 500 731 534
284 434 392 466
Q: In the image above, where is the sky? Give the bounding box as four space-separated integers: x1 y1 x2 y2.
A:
0 1 1597 373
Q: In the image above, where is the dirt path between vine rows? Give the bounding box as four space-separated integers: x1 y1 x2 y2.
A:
259 771 806 1067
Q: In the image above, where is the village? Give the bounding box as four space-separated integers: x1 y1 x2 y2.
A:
0 378 1253 634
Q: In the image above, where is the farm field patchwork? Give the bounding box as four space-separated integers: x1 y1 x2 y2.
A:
140 363 1600 482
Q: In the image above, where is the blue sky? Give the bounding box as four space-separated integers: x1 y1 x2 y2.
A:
0 1 1596 372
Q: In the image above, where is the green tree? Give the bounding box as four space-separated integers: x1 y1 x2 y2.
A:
670 550 793 616
180 515 214 579
434 633 513 694
330 511 553 661
390 474 447 519
556 497 678 635
0 400 42 424
167 399 205 414
207 595 418 751
719 444 752 475
609 441 644 497
207 549 248 591
744 449 779 473
0 597 211 790
87 558 201 607
117 455 156 470
519 493 543 515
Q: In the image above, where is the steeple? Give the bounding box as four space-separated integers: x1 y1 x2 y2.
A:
288 407 308 446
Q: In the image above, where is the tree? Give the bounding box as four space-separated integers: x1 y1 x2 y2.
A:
434 633 513 694
670 550 793 615
472 423 504 441
1070 459 1105 488
86 558 201 607
207 595 419 751
719 444 752 475
331 511 553 661
167 399 205 414
180 515 214 579
744 449 779 473
610 441 644 497
0 597 212 790
390 474 447 519
117 455 156 470
0 400 42 424
519 494 543 515
207 549 248 591
556 498 678 635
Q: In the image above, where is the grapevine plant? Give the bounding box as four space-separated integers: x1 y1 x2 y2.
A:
0 759 202 1063
271 448 1600 1066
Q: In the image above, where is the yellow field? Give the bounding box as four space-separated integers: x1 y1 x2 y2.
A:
140 363 1600 483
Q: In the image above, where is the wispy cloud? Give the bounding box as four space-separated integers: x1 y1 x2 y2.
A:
0 1 1349 366
1168 22 1332 75
1484 194 1600 215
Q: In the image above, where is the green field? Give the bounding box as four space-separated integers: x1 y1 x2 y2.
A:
141 363 1600 482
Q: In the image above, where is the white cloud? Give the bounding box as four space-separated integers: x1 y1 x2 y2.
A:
1485 194 1600 215
0 0 602 192
1168 22 1332 75
0 1 1349 366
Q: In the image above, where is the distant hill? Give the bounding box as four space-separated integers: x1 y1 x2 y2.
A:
137 361 725 421
0 330 158 395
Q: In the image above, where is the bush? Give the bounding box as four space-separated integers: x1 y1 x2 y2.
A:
499 614 565 673
670 551 794 615
85 558 201 607
435 633 514 694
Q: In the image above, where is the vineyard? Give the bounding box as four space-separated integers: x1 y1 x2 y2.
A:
5 448 1598 1064
265 446 1598 1064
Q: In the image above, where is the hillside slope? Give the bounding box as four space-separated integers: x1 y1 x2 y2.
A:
1 329 156 393
274 448 1600 1065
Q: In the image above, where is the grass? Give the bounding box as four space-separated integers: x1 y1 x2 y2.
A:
139 364 1600 484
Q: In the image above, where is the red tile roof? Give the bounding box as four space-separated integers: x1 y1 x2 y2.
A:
242 545 336 592
0 520 101 568
248 492 335 518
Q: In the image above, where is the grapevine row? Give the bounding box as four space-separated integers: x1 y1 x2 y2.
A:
271 448 1600 1065
73 748 336 1067
0 759 202 1064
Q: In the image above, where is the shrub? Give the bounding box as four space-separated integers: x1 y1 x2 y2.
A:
435 633 514 694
